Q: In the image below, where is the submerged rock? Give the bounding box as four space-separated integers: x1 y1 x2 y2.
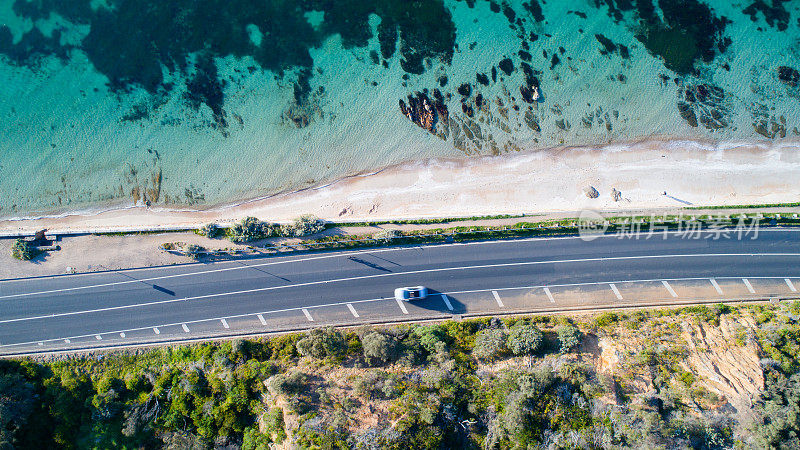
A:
399 92 439 133
778 66 799 87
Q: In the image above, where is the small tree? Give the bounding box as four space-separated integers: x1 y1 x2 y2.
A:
507 324 543 356
11 239 35 260
229 217 275 242
199 223 221 238
361 331 397 366
557 325 581 353
296 327 347 359
284 215 325 237
473 328 507 362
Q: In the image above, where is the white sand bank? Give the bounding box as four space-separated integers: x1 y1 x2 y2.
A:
2 139 799 236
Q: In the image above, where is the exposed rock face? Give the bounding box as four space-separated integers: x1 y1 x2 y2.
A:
399 92 440 133
584 186 599 199
677 83 729 130
778 66 799 87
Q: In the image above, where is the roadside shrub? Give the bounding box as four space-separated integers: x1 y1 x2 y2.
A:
507 324 543 356
290 215 326 236
593 312 619 328
11 239 35 260
360 331 398 366
374 229 400 243
184 244 205 259
199 223 222 238
296 327 347 359
229 217 276 242
354 370 399 400
473 328 507 361
557 325 582 353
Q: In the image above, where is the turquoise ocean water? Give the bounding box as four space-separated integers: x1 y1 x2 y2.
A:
0 0 798 218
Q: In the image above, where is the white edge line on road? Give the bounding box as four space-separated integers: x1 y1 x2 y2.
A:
609 283 623 300
257 314 267 325
543 287 555 303
347 303 360 318
5 252 797 325
492 290 504 307
743 278 756 294
3 227 798 293
786 278 797 292
8 273 800 349
710 278 724 295
395 299 409 314
182 324 190 333
441 294 454 311
662 280 678 298
302 308 314 321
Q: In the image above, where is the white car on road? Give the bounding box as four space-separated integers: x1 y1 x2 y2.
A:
395 286 428 302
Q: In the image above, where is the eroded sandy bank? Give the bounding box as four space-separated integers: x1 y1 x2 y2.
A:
2 138 799 235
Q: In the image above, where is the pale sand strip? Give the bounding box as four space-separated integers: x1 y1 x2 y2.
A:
1 139 799 235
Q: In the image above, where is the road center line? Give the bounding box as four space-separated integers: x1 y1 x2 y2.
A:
302 308 314 321
492 290 504 307
662 280 678 298
786 278 797 292
395 299 409 314
347 303 360 318
743 278 755 294
609 283 623 300
441 294 454 311
543 287 555 303
710 278 724 295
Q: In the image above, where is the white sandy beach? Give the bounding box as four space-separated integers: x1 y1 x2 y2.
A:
2 138 799 236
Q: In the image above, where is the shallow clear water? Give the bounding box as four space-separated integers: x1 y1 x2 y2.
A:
0 0 798 218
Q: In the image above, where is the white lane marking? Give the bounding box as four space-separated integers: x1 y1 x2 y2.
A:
710 278 723 295
543 287 555 303
786 278 797 292
347 303 360 318
609 283 623 300
119 332 126 338
153 327 160 335
395 299 409 314
95 335 102 340
10 274 800 349
302 308 314 321
221 318 230 329
182 324 190 333
743 278 755 294
37 342 43 346
662 280 678 298
492 290 504 307
441 294 454 311
4 250 800 302
257 314 267 325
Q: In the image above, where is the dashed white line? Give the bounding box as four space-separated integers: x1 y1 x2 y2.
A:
64 339 70 344
441 294 454 311
302 308 314 321
347 303 360 318
220 318 230 329
543 287 555 303
182 324 190 333
492 290 505 307
786 278 797 292
609 283 623 300
37 342 43 346
662 280 678 298
710 278 724 295
743 278 755 294
257 314 267 325
119 332 126 338
153 327 160 335
95 335 102 340
395 299 409 314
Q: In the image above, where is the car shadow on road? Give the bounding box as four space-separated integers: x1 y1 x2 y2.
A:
411 289 467 315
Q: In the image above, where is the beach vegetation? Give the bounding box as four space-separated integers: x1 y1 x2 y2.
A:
198 223 222 238
281 215 326 237
228 217 277 242
10 239 36 260
184 244 205 259
557 324 581 353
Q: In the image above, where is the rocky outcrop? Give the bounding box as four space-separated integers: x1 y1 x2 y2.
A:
399 92 440 133
778 66 799 87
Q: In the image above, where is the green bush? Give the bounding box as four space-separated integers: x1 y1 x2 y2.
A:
11 239 35 260
507 324 543 356
473 328 507 361
228 217 277 242
557 325 581 353
360 331 398 366
199 223 222 238
283 215 326 237
296 327 347 359
184 244 205 259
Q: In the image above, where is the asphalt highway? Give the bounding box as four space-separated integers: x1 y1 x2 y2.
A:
2 229 800 354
